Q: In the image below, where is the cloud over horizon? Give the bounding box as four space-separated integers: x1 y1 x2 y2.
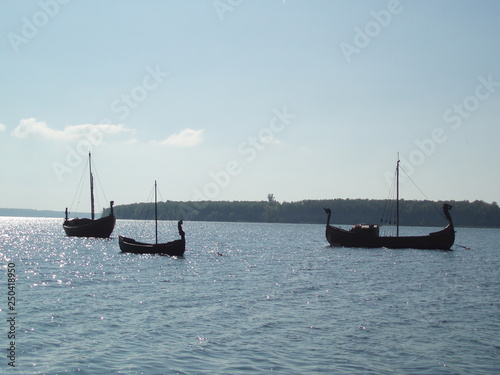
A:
9 119 204 149
10 118 136 142
154 128 204 147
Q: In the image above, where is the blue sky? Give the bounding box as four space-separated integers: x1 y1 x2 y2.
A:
1 0 499 213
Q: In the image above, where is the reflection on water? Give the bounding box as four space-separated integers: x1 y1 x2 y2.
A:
1 217 499 374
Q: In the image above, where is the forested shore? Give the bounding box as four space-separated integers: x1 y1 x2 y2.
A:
106 199 500 228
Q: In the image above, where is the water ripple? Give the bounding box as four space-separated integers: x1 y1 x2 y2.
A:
1 218 499 374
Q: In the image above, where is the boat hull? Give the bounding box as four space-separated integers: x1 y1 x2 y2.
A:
325 223 455 250
63 215 116 238
119 235 185 257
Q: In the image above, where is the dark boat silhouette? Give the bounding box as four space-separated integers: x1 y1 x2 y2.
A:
119 181 185 256
63 152 115 238
324 159 455 250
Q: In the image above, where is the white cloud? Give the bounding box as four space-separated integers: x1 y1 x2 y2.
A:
9 119 203 149
11 118 65 140
0 123 6 131
10 118 135 142
156 128 204 147
259 134 282 145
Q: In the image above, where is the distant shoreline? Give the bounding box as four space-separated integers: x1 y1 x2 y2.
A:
108 198 500 228
2 198 499 228
0 208 89 218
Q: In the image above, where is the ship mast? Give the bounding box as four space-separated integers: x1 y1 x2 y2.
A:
396 155 400 237
89 152 95 221
155 180 158 244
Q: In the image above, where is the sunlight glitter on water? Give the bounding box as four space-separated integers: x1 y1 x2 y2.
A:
1 218 499 374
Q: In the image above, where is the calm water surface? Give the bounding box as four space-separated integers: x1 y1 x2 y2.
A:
1 217 499 374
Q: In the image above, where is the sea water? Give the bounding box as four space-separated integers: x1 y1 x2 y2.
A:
1 217 499 374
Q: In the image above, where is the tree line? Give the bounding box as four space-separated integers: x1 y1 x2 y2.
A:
105 198 500 228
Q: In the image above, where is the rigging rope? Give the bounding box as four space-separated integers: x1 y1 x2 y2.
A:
90 159 110 216
380 164 398 236
157 185 177 230
142 185 155 220
383 172 397 224
399 165 431 201
376 161 449 235
399 165 446 220
68 158 89 215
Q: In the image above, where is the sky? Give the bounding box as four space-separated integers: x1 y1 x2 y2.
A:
1 0 499 213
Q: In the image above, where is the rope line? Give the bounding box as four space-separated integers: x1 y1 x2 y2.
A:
68 158 89 215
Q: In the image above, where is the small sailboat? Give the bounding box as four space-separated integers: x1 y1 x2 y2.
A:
324 159 455 250
118 181 185 256
63 152 115 238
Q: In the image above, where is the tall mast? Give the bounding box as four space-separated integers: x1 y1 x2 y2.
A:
154 180 158 244
89 152 95 221
396 155 400 237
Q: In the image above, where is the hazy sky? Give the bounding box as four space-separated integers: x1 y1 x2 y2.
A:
1 0 499 213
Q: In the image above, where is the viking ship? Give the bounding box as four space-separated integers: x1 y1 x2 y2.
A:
324 159 455 250
63 152 115 238
119 181 185 256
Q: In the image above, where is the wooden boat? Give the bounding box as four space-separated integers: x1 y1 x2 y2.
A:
118 181 185 256
324 159 455 250
63 152 115 238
